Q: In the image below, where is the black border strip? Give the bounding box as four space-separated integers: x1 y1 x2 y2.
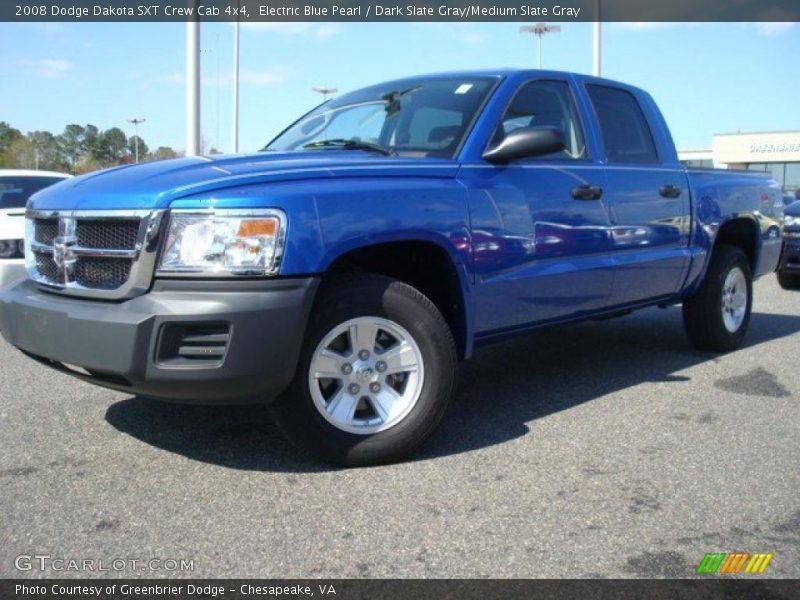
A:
3 579 800 600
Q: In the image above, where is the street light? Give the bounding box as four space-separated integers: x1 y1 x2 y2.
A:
186 17 201 157
312 87 338 102
127 117 146 163
593 0 602 76
519 23 561 68
232 14 240 153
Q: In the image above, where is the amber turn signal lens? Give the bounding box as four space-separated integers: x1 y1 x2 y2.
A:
237 218 277 237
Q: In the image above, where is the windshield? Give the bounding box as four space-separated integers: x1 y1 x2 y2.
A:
267 76 497 158
0 176 65 210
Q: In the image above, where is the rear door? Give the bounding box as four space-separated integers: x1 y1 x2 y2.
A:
585 84 691 306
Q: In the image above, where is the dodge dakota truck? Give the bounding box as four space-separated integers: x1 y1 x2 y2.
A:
0 70 784 465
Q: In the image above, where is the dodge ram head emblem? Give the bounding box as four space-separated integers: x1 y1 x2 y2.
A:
53 217 77 283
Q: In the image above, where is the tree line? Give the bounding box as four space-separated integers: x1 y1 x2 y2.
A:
0 121 182 174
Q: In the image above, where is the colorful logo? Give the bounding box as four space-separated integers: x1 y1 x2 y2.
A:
696 552 773 575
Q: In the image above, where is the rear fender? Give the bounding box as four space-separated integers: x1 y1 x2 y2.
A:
682 176 782 296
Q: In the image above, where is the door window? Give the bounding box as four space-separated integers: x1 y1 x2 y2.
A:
493 80 587 160
587 85 658 163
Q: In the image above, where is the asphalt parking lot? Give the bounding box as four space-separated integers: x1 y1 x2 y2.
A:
1 276 798 579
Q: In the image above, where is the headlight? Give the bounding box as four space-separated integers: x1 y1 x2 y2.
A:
157 209 286 276
784 215 800 228
0 240 23 259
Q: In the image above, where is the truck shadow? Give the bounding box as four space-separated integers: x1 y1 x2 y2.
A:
105 307 800 472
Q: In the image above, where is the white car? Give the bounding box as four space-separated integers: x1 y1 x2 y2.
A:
0 169 72 287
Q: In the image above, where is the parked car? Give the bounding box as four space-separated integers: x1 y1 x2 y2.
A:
778 198 800 289
0 169 71 287
0 70 784 465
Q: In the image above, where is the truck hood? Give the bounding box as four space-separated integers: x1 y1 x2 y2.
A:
28 152 460 211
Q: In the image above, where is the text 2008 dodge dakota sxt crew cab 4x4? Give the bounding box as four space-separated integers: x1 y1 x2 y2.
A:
0 70 784 465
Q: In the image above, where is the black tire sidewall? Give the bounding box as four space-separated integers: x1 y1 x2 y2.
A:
704 247 753 350
271 275 457 466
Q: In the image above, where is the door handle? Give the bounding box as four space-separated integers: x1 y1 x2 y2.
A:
659 184 682 198
571 185 603 200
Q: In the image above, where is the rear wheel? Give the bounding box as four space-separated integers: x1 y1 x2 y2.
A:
682 244 752 352
777 271 800 290
270 274 457 466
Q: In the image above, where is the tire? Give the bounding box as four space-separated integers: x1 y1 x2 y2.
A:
777 271 800 290
682 244 753 352
269 273 458 466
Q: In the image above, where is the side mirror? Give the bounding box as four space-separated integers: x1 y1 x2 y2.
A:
482 126 567 164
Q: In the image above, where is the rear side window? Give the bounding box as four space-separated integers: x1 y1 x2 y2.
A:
587 85 658 163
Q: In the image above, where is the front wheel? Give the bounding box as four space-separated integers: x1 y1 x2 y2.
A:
269 274 458 466
682 244 753 352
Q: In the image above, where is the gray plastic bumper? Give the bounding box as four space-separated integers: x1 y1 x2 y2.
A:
0 277 319 403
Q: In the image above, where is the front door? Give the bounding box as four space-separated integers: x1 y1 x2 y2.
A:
462 78 614 334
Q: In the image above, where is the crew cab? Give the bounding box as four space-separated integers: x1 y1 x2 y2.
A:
0 70 784 465
0 169 71 287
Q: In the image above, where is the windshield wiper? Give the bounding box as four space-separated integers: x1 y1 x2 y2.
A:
303 138 395 156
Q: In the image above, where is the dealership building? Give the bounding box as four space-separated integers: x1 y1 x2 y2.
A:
678 130 800 195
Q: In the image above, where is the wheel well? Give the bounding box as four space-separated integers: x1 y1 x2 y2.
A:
716 218 758 271
326 241 467 359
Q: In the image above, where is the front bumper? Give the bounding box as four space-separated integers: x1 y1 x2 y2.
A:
779 235 800 273
0 259 26 289
0 277 318 403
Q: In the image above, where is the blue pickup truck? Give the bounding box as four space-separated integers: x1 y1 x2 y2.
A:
0 70 784 465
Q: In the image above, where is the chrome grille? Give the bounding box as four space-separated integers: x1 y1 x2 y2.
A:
34 219 58 245
75 256 133 289
34 252 60 282
26 210 165 300
77 219 140 249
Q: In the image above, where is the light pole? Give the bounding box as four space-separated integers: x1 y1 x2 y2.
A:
519 23 561 69
186 15 201 157
312 87 338 102
593 0 602 76
232 13 240 153
127 117 146 163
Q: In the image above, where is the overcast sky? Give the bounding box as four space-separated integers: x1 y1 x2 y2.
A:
1 21 798 154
